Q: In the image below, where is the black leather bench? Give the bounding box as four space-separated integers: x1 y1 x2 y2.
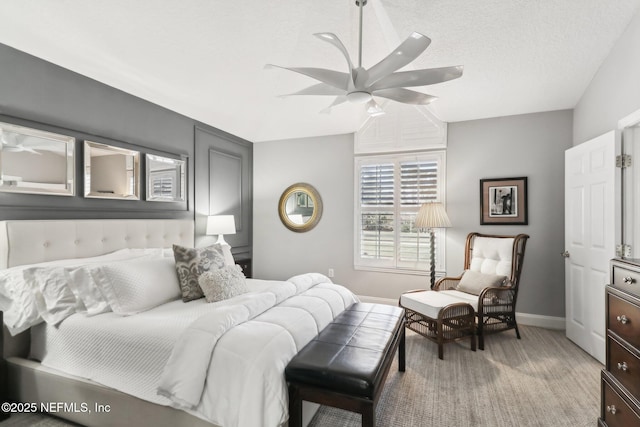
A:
285 303 405 427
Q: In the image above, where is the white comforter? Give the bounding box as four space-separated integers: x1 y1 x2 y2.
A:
32 273 357 427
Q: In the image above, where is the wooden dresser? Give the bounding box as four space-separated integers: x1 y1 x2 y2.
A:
600 258 640 426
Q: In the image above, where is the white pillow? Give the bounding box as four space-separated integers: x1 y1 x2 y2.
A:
1 268 42 335
23 267 84 326
0 248 166 335
198 265 248 303
91 257 181 315
456 269 507 296
65 267 110 316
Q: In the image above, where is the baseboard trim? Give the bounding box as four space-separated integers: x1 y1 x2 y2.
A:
516 313 565 330
357 295 397 305
357 294 566 330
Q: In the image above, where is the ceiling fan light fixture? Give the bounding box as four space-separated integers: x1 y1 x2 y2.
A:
366 100 385 117
347 91 372 104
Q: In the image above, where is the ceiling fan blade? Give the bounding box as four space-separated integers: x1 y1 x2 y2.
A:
320 96 348 114
23 147 42 155
265 64 350 90
370 65 464 91
2 144 37 153
353 67 369 91
365 32 431 87
314 33 355 73
281 83 346 97
373 88 437 105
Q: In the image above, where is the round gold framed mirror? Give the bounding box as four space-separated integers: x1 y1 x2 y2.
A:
278 183 323 232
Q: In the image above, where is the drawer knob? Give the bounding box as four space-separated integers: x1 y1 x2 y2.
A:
623 276 634 284
617 361 628 372
606 405 617 415
617 315 629 324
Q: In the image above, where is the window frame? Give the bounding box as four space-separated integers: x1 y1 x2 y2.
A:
354 150 447 275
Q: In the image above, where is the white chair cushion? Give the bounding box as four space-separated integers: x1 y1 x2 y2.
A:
400 290 478 319
469 237 514 277
456 270 507 295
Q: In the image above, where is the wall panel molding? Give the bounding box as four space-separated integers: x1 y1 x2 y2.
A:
194 125 252 258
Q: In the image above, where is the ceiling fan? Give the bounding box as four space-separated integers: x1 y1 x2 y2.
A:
0 131 42 154
266 0 463 116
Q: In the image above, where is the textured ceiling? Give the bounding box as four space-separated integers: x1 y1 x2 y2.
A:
0 0 639 142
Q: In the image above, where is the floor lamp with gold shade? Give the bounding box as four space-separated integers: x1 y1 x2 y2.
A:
415 202 452 289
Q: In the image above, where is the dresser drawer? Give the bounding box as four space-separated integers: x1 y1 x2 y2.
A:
602 376 640 427
608 337 640 398
612 263 640 297
608 294 640 349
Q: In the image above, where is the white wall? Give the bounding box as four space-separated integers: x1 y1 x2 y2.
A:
254 109 572 319
3 151 66 183
573 8 640 144
91 155 128 195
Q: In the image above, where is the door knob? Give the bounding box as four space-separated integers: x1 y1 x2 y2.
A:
561 251 570 258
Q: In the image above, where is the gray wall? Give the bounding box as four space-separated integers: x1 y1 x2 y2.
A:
253 134 355 286
254 109 573 318
0 42 221 220
447 110 573 318
573 8 640 145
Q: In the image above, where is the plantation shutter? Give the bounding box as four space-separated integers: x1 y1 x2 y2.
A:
359 163 395 263
400 160 438 206
152 176 175 198
355 152 446 272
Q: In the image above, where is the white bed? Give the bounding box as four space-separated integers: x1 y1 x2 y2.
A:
0 219 356 427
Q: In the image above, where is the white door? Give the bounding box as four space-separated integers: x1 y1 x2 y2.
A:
564 131 619 364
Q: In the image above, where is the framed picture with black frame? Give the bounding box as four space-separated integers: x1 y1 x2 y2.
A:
480 177 528 225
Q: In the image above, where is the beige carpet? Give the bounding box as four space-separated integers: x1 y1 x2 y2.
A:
308 326 603 427
1 326 602 427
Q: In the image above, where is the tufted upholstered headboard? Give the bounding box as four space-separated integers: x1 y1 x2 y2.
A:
0 219 194 269
1 218 194 358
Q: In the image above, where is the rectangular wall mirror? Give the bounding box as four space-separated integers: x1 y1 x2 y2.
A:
84 141 140 200
146 153 186 202
0 121 75 196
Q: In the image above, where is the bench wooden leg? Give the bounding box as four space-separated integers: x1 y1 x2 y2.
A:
362 404 375 427
288 383 302 427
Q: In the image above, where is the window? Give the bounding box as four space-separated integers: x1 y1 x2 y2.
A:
150 172 176 199
354 151 446 274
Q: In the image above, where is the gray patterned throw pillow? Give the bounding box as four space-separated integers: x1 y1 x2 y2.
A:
172 244 227 301
198 265 248 303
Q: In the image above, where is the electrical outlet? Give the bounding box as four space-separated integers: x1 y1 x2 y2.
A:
328 268 335 278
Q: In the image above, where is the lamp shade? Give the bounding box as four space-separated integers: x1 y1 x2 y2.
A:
206 215 236 235
415 202 452 229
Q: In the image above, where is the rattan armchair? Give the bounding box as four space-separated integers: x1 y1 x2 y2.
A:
401 232 529 353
